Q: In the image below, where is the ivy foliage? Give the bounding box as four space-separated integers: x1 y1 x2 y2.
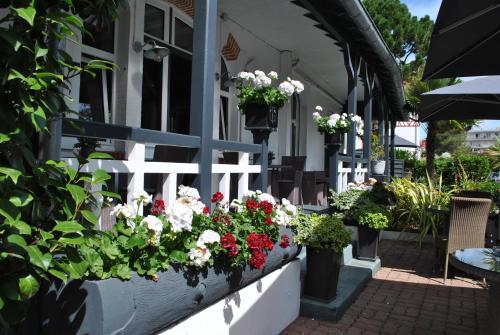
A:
0 0 126 330
293 213 352 252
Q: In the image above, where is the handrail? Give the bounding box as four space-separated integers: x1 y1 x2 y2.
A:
212 139 262 153
62 119 201 148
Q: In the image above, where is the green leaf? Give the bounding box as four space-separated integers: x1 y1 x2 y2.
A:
126 236 146 248
30 106 46 131
27 246 51 271
66 184 86 206
0 199 20 223
9 191 34 207
53 220 84 234
40 230 54 241
11 220 31 235
92 169 110 184
7 234 27 248
87 152 113 160
0 133 10 144
81 210 98 226
0 167 22 184
59 236 85 245
19 275 40 299
48 269 68 283
169 250 186 263
0 296 4 310
14 7 37 26
112 264 131 280
35 43 48 59
59 259 88 279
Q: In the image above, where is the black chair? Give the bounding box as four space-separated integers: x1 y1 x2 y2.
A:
278 156 306 204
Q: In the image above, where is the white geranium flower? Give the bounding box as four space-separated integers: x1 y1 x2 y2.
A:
110 203 135 219
238 71 255 81
275 208 290 226
312 112 321 120
132 191 152 205
230 199 244 212
197 229 220 247
165 201 193 232
340 120 347 127
315 105 323 112
441 152 451 158
242 190 256 201
254 70 266 77
141 215 163 245
258 192 276 204
188 245 211 267
330 113 341 121
327 119 336 128
351 115 362 124
281 198 297 216
178 185 200 200
278 81 295 97
290 80 304 94
268 71 278 80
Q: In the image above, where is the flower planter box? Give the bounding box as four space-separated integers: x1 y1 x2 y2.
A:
324 132 344 146
243 103 279 131
357 225 379 261
31 228 299 335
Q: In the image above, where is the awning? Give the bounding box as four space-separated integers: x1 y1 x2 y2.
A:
394 135 418 148
418 76 500 121
422 0 500 80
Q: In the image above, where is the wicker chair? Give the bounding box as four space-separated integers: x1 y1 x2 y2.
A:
441 196 492 283
278 156 306 205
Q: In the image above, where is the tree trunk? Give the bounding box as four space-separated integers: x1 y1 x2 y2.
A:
426 121 437 182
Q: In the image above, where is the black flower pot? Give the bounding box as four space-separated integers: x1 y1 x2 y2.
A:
304 248 341 302
324 132 344 146
243 103 278 131
357 225 379 261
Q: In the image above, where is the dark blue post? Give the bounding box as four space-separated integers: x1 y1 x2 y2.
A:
343 43 360 183
253 132 269 192
384 105 390 182
328 145 340 193
390 118 396 179
189 0 218 202
361 63 374 180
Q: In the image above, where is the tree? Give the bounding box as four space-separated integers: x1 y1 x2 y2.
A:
364 0 434 77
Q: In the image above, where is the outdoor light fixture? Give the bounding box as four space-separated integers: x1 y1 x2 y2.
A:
134 40 169 63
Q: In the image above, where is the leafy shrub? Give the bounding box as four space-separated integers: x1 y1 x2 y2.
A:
463 180 500 205
329 189 367 214
370 134 385 160
390 176 455 243
355 204 390 230
293 214 352 252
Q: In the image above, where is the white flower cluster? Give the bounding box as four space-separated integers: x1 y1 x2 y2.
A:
189 229 220 267
132 190 153 206
275 198 298 226
312 105 364 135
165 185 207 233
237 70 304 97
242 190 276 204
141 215 163 245
110 203 136 228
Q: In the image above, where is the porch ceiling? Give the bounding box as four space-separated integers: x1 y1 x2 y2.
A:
220 0 365 105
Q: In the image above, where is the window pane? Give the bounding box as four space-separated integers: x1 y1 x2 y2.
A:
82 20 115 53
79 65 110 123
168 54 191 134
220 57 229 92
219 97 228 140
175 18 193 52
145 4 165 40
141 57 163 131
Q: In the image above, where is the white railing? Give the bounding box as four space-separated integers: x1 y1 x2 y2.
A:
61 120 265 213
337 160 368 193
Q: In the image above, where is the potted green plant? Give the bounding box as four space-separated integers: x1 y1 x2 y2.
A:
355 203 390 261
237 70 304 131
268 151 276 165
312 106 363 146
293 213 351 302
371 134 386 175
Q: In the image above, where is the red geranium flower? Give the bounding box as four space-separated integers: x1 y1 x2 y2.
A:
259 201 273 215
224 216 231 226
246 199 258 211
213 216 220 223
260 233 274 251
265 216 273 225
203 206 210 215
221 233 238 256
211 191 224 203
151 199 166 216
279 234 290 249
249 250 266 269
246 232 262 250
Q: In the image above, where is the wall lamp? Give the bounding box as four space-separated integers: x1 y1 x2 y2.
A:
134 40 169 63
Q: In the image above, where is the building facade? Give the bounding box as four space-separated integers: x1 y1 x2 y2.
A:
466 128 500 152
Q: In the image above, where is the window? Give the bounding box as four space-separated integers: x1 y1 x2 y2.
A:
144 4 165 39
82 19 115 54
291 94 300 156
174 18 193 52
79 58 112 123
219 58 230 140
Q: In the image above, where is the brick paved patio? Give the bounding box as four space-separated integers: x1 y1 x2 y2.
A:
283 240 489 335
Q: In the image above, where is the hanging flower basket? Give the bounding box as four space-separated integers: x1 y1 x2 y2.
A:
324 132 344 146
243 103 279 131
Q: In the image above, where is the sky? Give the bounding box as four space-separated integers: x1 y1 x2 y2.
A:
401 0 500 133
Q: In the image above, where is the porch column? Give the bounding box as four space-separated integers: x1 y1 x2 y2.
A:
390 118 396 178
384 104 390 182
361 62 374 180
189 0 218 203
343 43 360 183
